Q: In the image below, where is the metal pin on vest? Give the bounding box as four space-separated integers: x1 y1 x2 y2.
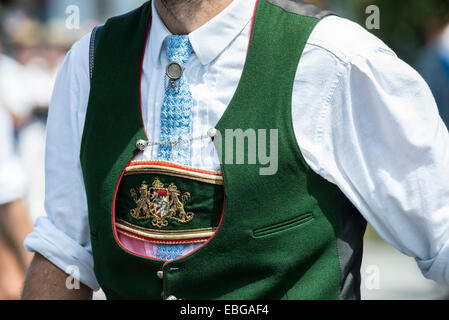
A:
165 61 184 94
136 139 147 151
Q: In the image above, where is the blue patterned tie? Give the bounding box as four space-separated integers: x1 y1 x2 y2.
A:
157 35 193 166
156 35 193 261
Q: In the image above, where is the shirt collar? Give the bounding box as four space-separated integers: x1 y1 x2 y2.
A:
150 0 257 66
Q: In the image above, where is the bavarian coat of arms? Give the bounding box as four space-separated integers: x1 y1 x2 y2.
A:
130 177 194 229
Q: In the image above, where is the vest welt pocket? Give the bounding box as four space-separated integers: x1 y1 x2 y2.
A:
252 212 314 238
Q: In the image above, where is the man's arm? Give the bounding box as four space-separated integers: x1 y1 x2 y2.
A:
22 253 92 300
0 200 33 270
294 16 449 285
336 47 449 284
23 32 100 296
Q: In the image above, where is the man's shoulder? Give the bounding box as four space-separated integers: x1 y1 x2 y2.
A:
61 30 92 84
307 15 396 64
71 30 92 59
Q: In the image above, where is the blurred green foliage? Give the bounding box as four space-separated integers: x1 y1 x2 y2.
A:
330 0 449 64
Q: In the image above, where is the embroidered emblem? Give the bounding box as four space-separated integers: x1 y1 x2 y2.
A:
130 177 194 229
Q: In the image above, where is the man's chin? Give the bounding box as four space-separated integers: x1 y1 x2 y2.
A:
160 0 204 9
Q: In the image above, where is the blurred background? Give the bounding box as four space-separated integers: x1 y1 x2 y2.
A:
0 0 448 300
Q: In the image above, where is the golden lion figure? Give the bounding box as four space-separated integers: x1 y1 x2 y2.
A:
166 183 194 223
130 181 152 220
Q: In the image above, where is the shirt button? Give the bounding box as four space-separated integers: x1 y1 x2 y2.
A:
156 271 163 279
166 295 177 300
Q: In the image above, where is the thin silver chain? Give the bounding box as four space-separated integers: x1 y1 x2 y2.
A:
136 129 218 162
146 133 211 147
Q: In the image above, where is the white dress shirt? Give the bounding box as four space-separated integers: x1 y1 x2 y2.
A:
24 0 449 291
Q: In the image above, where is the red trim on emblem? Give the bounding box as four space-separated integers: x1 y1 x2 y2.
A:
116 227 209 245
128 160 223 176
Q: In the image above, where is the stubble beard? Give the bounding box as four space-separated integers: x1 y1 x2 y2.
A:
159 0 207 16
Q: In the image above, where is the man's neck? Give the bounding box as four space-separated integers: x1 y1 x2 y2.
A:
154 0 233 35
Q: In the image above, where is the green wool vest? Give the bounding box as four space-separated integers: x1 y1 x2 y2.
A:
81 0 367 300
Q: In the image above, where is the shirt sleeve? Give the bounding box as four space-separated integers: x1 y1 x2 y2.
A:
320 45 449 285
23 32 100 291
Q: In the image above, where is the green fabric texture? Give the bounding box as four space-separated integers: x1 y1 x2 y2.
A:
116 173 223 231
81 0 343 299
